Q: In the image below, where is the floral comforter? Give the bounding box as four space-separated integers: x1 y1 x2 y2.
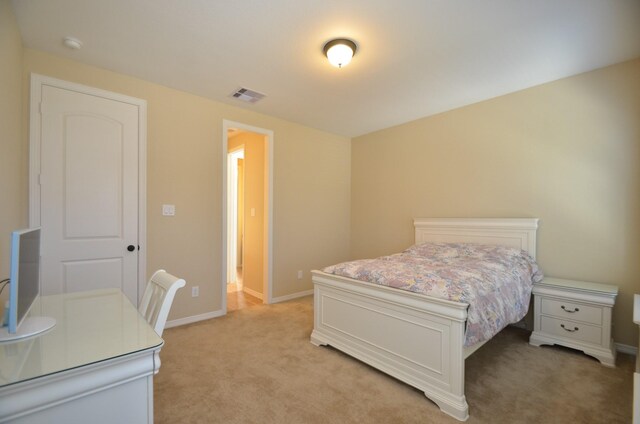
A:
323 242 543 346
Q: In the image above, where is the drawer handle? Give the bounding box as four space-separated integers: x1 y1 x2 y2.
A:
560 324 579 332
561 305 580 313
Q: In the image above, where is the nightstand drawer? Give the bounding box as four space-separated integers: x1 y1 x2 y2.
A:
540 316 602 345
541 298 602 325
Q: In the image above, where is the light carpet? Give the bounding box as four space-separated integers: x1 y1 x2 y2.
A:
155 296 633 423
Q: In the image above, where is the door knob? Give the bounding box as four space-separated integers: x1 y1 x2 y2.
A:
127 245 135 252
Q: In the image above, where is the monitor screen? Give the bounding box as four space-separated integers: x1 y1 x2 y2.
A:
9 228 41 334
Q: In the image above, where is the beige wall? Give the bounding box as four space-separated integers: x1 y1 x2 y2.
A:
351 58 640 346
229 132 265 295
0 0 24 300
21 48 351 320
10 13 635 347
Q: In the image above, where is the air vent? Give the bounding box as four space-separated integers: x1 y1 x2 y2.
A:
230 87 266 104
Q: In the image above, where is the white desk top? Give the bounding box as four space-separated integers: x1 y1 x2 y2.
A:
0 289 163 388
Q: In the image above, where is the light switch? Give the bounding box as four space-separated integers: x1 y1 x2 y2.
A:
251 208 256 217
162 204 176 216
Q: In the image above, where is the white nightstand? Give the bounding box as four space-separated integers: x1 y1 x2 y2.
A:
529 277 618 367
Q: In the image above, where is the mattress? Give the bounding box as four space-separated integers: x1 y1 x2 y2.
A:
323 242 543 346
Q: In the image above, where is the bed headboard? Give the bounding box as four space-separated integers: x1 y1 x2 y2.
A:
414 218 539 259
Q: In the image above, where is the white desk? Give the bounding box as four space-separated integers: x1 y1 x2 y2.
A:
0 289 163 424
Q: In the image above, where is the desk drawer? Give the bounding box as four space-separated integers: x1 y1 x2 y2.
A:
541 298 602 325
540 316 602 345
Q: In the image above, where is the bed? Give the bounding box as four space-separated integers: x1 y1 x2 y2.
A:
310 218 539 421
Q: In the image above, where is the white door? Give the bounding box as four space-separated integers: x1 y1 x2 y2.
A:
37 82 141 304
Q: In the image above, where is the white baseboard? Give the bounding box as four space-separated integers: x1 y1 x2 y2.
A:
165 289 312 328
243 286 263 300
271 289 313 304
616 342 638 356
165 309 224 329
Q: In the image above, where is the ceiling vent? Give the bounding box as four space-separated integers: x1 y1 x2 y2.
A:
230 87 266 104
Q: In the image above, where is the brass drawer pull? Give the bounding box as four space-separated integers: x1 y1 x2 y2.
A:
560 324 579 332
561 305 579 313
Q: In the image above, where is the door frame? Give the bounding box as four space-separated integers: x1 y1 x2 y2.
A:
226 145 244 287
221 120 273 312
29 74 148 302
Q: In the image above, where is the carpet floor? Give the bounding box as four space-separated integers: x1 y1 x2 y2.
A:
155 296 634 423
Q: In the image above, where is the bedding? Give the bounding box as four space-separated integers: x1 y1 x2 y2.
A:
323 242 543 346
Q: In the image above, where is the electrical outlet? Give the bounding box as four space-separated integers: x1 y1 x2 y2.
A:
191 286 199 297
162 204 176 216
297 270 303 279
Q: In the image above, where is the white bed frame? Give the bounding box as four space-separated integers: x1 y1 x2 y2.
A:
311 218 539 421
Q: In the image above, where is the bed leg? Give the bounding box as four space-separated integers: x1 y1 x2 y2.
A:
310 330 328 347
429 394 469 422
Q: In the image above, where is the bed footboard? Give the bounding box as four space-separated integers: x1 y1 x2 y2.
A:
311 270 470 421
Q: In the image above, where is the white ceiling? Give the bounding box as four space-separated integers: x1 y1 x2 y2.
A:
11 0 640 137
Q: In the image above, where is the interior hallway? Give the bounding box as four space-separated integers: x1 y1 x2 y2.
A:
227 268 262 312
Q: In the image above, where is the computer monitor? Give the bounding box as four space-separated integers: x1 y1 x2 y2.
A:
0 228 55 342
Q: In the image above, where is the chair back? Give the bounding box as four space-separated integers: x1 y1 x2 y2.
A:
139 269 186 336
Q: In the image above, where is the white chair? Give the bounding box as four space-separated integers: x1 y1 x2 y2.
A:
138 269 186 336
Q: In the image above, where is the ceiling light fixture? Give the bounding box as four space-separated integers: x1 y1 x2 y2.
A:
323 38 357 68
63 37 83 50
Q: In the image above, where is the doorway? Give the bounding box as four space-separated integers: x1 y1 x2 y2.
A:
222 121 273 313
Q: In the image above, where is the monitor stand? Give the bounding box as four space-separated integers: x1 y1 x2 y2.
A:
0 317 56 342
